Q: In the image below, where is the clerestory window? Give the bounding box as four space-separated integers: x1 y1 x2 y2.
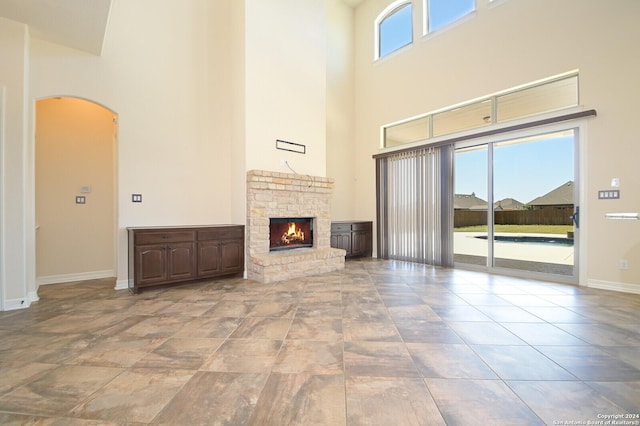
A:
382 72 579 148
425 0 475 34
376 1 413 59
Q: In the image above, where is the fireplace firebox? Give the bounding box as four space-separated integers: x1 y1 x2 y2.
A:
269 218 313 251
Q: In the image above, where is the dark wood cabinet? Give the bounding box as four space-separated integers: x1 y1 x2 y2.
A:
330 221 372 258
128 225 244 293
197 240 221 276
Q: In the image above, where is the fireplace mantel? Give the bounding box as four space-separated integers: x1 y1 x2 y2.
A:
246 170 345 283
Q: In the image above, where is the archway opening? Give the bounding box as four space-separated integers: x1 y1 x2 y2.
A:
35 96 118 287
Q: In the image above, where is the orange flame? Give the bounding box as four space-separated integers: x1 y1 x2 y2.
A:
281 222 305 245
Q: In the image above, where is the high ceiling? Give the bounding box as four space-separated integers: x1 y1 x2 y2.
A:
0 0 363 56
0 0 111 54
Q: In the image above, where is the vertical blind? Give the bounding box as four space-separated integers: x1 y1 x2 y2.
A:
376 145 453 266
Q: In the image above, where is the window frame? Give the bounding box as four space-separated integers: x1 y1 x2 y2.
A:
375 0 414 60
423 0 476 35
381 72 580 149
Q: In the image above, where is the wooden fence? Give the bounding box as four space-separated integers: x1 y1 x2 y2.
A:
454 207 574 228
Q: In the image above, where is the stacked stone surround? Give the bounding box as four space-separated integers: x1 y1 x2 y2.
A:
246 170 346 283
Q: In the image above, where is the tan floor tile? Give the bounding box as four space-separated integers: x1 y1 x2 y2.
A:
509 381 627 425
1 262 639 424
407 343 497 379
248 373 345 426
119 315 193 338
248 301 297 318
229 317 292 340
344 341 419 378
201 339 283 373
286 316 342 341
0 365 123 417
0 362 58 394
133 337 224 369
66 335 165 367
342 318 401 342
172 316 242 339
346 376 445 425
153 371 268 425
426 378 543 425
69 368 194 423
273 340 343 374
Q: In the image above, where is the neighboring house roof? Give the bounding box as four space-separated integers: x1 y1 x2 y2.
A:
528 181 574 206
454 193 487 210
494 198 525 210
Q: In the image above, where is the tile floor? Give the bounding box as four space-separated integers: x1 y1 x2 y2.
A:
0 259 639 425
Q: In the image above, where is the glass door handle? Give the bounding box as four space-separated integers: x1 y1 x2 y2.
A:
569 206 580 228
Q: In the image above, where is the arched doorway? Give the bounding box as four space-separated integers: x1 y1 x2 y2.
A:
35 97 118 286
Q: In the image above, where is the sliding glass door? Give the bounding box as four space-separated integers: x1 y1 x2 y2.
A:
453 144 488 267
454 129 578 281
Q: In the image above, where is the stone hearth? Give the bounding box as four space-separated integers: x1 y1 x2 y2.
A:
246 170 346 283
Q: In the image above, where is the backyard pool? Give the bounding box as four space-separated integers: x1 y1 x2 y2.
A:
474 235 574 246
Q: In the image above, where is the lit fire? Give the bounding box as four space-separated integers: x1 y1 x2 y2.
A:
281 222 305 245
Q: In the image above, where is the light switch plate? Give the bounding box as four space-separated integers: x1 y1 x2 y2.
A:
132 194 142 203
75 196 86 204
598 190 620 199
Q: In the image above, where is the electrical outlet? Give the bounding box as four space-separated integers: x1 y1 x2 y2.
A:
619 259 629 270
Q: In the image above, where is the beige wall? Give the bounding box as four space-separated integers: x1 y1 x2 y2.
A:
229 0 246 225
243 0 328 177
327 0 357 220
352 0 640 289
27 0 342 290
29 1 235 289
35 97 116 282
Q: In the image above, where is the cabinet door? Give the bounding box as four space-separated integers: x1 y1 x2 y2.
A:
352 230 372 257
197 241 221 276
167 242 196 281
136 244 167 286
331 233 352 255
221 240 244 273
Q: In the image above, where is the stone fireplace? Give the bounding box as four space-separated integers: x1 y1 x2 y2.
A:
246 170 345 283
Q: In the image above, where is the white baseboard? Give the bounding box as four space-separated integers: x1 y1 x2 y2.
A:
2 290 40 311
37 270 115 286
588 279 640 295
114 278 129 291
3 297 30 311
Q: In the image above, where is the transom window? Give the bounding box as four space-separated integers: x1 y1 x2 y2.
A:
383 73 579 148
376 1 413 59
426 0 476 33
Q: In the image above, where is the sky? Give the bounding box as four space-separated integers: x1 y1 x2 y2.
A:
379 0 475 57
455 134 575 203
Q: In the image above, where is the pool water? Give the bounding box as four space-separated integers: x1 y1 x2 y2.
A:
474 235 574 246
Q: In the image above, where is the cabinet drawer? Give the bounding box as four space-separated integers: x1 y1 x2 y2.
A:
198 227 243 241
136 231 195 245
352 222 372 231
331 223 351 232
